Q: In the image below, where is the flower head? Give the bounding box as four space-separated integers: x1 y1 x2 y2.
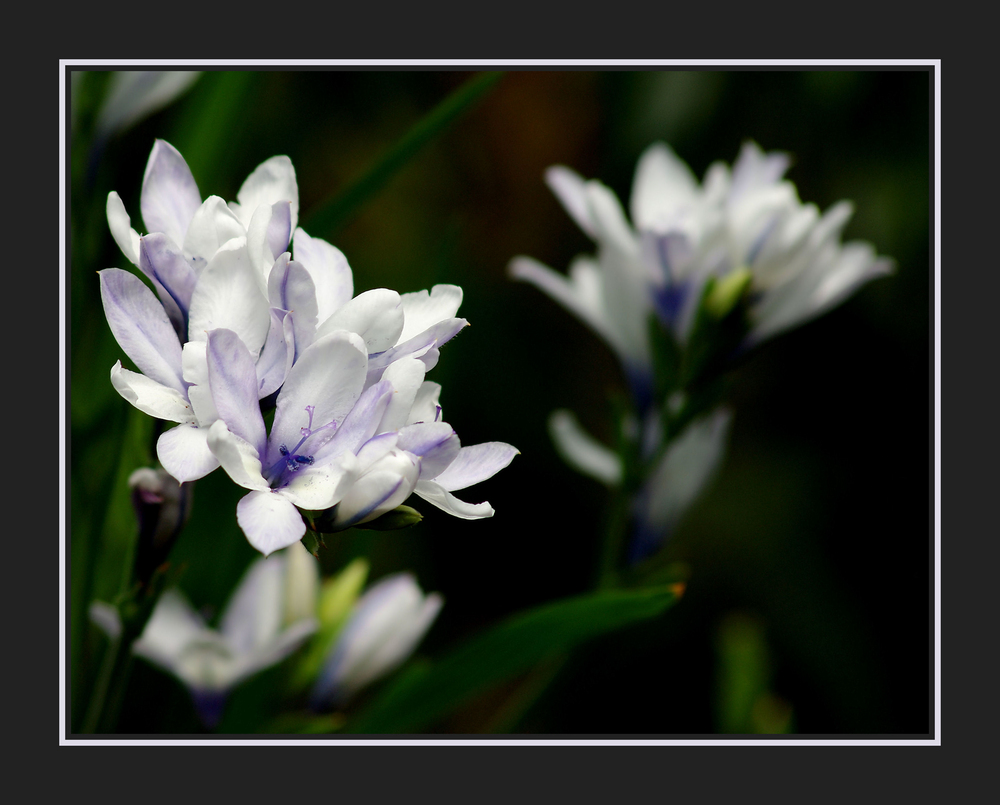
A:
510 140 893 397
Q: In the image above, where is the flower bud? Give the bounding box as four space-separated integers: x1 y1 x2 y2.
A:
129 467 192 586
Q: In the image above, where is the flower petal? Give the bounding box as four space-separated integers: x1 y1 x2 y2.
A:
182 195 247 265
139 233 198 333
206 329 267 454
315 288 404 354
407 381 443 425
548 409 622 485
312 381 393 464
545 165 596 239
293 228 354 325
206 420 269 492
140 139 202 248
99 268 185 391
396 421 460 480
107 191 141 266
230 155 299 234
132 588 208 673
629 141 700 232
267 255 319 358
413 480 494 519
268 330 368 466
255 308 295 399
398 284 463 344
156 423 221 482
187 237 270 359
333 450 420 528
236 489 307 557
280 450 360 510
219 554 286 654
377 357 427 433
110 362 195 424
430 441 519 492
364 317 468 387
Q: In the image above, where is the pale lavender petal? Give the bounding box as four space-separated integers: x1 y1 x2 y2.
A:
140 139 202 248
107 191 141 265
181 341 217 426
292 228 354 325
206 329 267 454
729 141 790 204
398 284 463 343
236 490 306 557
312 381 394 464
99 268 185 391
267 256 318 358
157 423 221 483
431 441 519 492
396 422 460 480
413 480 494 519
187 238 270 358
315 288 404 354
268 331 368 466
364 318 468 387
255 308 295 399
132 589 207 672
139 233 198 332
110 362 195 424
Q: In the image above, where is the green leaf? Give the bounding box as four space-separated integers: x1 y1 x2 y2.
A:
346 584 684 734
303 71 504 238
350 504 423 531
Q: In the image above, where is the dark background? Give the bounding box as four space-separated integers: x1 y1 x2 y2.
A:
69 68 931 735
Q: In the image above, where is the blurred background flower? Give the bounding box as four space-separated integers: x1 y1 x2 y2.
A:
70 68 931 735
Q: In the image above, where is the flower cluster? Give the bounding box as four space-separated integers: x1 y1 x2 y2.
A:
511 141 892 560
510 140 893 402
102 140 517 555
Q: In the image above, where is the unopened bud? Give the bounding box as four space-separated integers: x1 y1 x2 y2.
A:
129 468 192 586
704 267 752 319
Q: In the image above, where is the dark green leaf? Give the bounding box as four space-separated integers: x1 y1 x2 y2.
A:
347 584 683 734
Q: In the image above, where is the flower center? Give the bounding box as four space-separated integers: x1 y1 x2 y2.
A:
265 405 337 485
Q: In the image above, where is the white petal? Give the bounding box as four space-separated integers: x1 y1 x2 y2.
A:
182 196 247 265
156 423 220 483
132 589 208 675
107 191 141 265
187 237 270 359
377 357 427 433
548 409 621 485
280 451 360 511
206 329 268 454
293 228 354 325
110 362 195 424
629 141 700 232
268 330 368 466
414 480 494 519
315 288 404 354
181 341 217 426
398 284 463 344
206 420 269 492
236 490 307 557
140 140 202 248
545 165 596 238
333 450 419 527
219 555 286 654
407 381 443 425
231 155 299 234
430 441 519 491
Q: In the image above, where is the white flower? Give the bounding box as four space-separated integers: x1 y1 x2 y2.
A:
94 72 202 140
130 542 318 727
309 573 442 708
510 140 893 390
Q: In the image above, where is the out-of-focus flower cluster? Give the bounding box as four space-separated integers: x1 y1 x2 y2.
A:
101 140 517 555
92 544 441 727
511 141 892 560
